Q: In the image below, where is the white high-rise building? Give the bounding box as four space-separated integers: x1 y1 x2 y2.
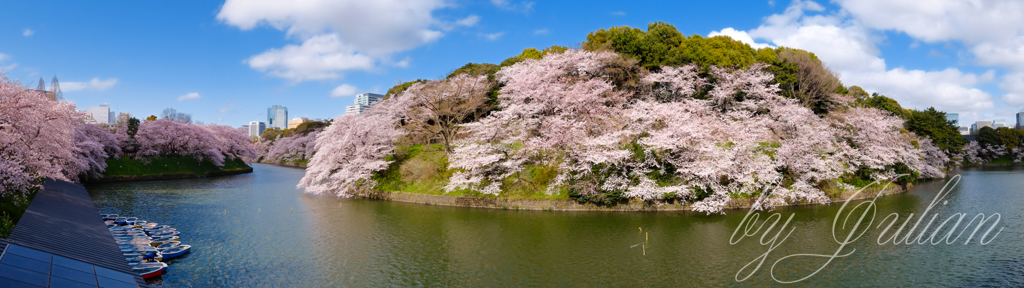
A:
355 93 384 106
249 121 266 137
345 93 385 115
86 104 114 125
993 119 1007 129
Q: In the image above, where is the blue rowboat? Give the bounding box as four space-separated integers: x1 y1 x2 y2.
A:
158 245 191 260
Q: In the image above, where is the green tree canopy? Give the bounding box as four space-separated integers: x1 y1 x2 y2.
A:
860 93 911 119
447 63 500 81
977 126 1000 147
385 79 428 99
905 107 967 154
583 22 777 69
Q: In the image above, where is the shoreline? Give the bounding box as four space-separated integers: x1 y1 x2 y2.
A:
88 167 253 183
256 160 308 168
248 162 919 212
361 183 911 212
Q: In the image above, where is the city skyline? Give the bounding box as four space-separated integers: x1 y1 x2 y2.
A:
5 1 1024 127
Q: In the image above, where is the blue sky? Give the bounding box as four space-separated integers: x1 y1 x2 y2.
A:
2 0 1023 127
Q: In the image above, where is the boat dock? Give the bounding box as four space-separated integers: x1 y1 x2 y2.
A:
0 179 148 287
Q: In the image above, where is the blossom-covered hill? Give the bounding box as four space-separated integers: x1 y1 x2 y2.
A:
298 38 959 213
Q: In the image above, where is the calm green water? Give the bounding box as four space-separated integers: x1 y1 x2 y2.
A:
86 164 1024 287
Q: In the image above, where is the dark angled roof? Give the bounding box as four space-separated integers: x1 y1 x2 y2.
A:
5 179 149 287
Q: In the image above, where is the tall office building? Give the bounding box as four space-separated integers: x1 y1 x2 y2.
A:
971 121 992 134
993 119 1007 129
345 93 384 115
86 104 114 125
249 121 266 137
1017 112 1023 129
267 105 288 130
355 93 384 106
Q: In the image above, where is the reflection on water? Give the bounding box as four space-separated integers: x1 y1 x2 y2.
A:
87 164 1024 287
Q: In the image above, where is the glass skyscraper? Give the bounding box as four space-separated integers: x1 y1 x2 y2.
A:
267 105 288 130
946 113 958 127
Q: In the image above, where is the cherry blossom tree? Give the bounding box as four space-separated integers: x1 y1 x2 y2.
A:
134 119 254 166
400 74 491 154
446 50 630 196
207 124 257 161
260 130 321 163
299 96 410 197
70 124 123 180
0 74 83 197
961 141 1016 164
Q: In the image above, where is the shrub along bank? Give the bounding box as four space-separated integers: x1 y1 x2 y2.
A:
98 156 252 182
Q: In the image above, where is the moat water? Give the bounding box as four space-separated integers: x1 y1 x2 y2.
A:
86 164 1024 287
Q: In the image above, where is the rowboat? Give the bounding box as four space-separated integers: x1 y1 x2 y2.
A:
156 241 181 250
131 262 168 280
158 245 191 260
149 235 179 246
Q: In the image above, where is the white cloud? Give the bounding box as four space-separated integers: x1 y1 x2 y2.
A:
708 28 773 49
845 68 995 111
218 0 475 82
835 0 1024 44
611 11 626 16
22 29 34 37
972 36 1024 70
177 92 202 101
834 0 1024 72
62 78 119 92
394 57 411 68
219 101 236 113
734 0 996 117
455 15 480 27
218 0 450 55
491 0 534 12
331 84 358 97
246 33 375 82
999 72 1024 107
534 28 548 35
481 32 504 41
0 53 15 71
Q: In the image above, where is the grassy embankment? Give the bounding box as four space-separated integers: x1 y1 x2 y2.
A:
101 156 252 181
374 144 567 200
258 158 309 167
373 144 903 204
